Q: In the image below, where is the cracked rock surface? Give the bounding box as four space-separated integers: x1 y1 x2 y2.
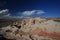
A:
0 17 60 40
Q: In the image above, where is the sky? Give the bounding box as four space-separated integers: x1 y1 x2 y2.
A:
0 0 60 19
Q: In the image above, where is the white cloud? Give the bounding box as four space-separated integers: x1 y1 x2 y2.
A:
35 10 45 14
22 10 35 16
0 9 8 14
0 9 45 19
0 9 26 19
22 10 45 16
0 9 9 17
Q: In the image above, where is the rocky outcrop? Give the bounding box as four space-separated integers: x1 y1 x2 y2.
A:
0 17 60 40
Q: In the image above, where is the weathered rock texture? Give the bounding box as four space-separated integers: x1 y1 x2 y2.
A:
0 17 60 40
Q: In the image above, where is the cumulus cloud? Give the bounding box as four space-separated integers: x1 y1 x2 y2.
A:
22 10 45 16
0 9 23 19
0 9 8 14
35 10 45 14
0 9 45 19
0 9 11 19
0 9 9 17
22 10 35 16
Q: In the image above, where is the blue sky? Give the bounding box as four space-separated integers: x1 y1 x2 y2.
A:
0 0 60 19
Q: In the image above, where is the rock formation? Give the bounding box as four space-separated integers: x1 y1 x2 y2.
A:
0 17 60 40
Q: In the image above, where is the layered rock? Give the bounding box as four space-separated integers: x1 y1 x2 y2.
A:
0 17 60 40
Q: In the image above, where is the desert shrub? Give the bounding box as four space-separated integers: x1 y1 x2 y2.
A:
53 20 60 22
